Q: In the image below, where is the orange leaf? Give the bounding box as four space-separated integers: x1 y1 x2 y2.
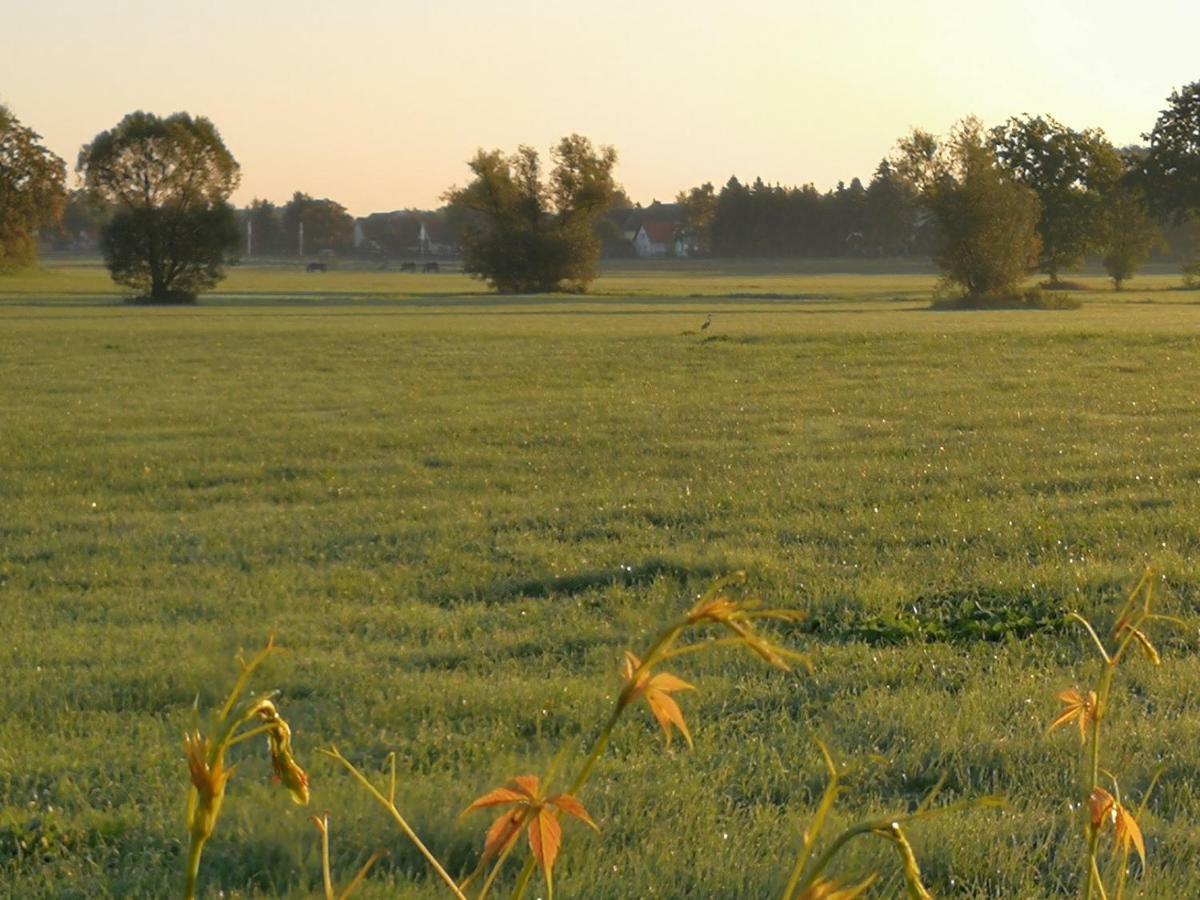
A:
1115 805 1146 866
512 775 541 800
646 687 693 748
688 597 738 624
1046 705 1083 735
1047 689 1095 743
527 807 562 877
647 672 695 694
1089 788 1116 830
482 809 525 863
621 651 642 684
1128 627 1161 666
547 794 598 831
463 787 526 814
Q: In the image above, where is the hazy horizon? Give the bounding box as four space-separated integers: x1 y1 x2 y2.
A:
4 0 1198 216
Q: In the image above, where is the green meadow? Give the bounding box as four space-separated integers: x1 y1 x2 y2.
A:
3 260 1200 897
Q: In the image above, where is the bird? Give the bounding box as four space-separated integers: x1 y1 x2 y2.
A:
700 314 713 331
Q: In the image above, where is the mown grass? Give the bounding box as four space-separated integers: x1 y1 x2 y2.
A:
2 262 1200 897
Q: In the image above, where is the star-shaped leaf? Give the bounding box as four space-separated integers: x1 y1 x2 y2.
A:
1047 688 1096 743
463 775 598 881
622 652 696 748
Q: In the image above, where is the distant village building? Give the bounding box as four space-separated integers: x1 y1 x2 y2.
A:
633 221 680 257
619 200 700 258
632 224 700 258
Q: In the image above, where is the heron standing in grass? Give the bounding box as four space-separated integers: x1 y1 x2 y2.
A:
701 314 712 331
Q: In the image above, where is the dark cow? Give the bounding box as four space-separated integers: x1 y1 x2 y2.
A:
399 261 417 272
423 261 440 273
305 262 327 273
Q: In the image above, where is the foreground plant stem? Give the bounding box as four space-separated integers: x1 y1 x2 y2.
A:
1074 571 1156 900
183 837 205 900
183 638 289 900
783 740 994 900
781 741 842 900
319 747 467 900
510 857 537 900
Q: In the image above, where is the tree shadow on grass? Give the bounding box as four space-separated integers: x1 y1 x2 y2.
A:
432 558 727 608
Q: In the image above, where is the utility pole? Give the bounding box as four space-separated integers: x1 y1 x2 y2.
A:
246 218 253 257
299 222 305 258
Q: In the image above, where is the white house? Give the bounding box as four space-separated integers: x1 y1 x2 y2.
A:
633 221 679 258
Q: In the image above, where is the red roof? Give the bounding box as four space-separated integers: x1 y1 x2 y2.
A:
641 221 678 243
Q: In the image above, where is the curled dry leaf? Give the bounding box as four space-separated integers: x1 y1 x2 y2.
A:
250 699 309 805
1088 787 1146 867
686 594 810 672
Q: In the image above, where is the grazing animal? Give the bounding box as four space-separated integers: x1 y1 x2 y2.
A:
423 261 440 273
305 262 327 273
399 261 417 272
700 313 713 331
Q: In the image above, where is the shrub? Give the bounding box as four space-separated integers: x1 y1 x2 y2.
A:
894 119 1041 298
930 286 1081 310
1183 261 1200 289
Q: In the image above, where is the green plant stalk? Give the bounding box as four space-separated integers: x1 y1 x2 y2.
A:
183 834 204 900
794 820 929 898
1115 845 1130 900
782 749 842 900
1080 578 1154 900
886 823 933 900
795 820 892 890
1087 851 1108 900
475 822 527 900
1083 662 1112 900
506 599 736 894
569 573 775 796
321 748 467 900
525 576 796 896
527 610 707 895
794 794 999 894
341 849 388 900
565 617 688 795
183 641 278 900
318 820 335 900
510 856 537 900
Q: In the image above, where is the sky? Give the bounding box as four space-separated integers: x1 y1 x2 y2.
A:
3 0 1198 216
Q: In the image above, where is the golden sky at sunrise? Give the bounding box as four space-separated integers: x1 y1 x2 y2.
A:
4 0 1198 215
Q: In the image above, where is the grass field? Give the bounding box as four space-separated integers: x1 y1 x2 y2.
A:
3 260 1200 897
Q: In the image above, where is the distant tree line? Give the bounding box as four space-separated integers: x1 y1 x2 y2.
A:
666 83 1200 296
673 166 930 259
242 194 354 257
4 81 1200 297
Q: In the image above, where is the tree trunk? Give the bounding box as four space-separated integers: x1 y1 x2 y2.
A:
150 266 167 300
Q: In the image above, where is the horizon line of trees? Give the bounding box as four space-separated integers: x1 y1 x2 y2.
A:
4 80 1200 296
661 85 1200 294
